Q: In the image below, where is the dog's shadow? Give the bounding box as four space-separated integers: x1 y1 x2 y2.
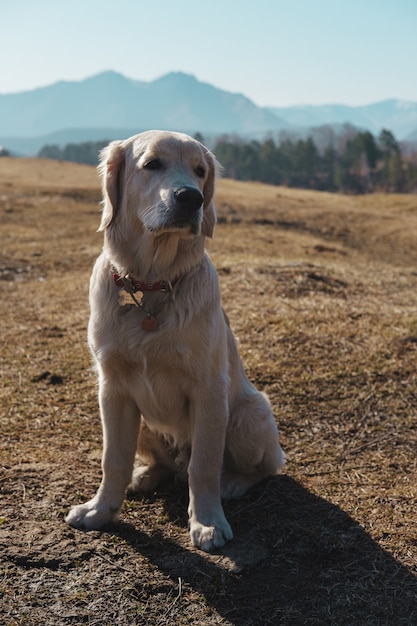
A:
112 476 417 624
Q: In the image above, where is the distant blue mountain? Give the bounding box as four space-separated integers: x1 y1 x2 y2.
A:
0 71 288 147
0 71 416 155
267 100 417 141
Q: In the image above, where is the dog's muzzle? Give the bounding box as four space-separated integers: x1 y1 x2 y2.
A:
166 186 204 234
153 186 204 234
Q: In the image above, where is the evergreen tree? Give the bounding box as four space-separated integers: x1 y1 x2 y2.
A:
378 129 403 191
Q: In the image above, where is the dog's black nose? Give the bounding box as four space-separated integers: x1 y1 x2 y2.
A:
174 187 204 212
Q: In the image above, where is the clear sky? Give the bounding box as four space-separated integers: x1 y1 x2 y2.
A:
2 0 417 107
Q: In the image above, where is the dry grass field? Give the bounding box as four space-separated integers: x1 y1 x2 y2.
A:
1 157 417 625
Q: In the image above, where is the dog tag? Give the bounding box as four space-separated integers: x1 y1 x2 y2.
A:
142 314 158 332
118 288 143 307
118 289 133 306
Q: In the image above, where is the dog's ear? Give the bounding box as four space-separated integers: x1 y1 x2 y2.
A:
97 141 126 231
202 150 220 238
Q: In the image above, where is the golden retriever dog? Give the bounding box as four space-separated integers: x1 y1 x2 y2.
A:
65 130 285 551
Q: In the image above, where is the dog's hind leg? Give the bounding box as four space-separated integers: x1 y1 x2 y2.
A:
127 419 176 494
221 391 285 499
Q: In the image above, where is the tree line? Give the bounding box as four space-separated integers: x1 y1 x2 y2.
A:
38 127 417 194
212 129 417 193
38 141 109 166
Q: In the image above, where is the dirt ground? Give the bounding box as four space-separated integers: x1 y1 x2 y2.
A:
1 158 417 625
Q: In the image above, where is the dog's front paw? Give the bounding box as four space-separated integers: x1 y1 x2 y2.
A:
189 516 233 552
65 497 118 530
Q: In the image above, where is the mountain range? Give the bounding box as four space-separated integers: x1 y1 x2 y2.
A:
1 71 417 155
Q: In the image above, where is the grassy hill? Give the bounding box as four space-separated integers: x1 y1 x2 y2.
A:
1 158 417 624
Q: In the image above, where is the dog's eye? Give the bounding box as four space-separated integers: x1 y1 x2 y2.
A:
144 158 163 171
195 166 206 178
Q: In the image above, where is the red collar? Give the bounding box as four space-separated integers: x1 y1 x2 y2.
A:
113 272 183 292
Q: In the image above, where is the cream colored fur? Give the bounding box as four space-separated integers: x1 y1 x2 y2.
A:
65 130 284 551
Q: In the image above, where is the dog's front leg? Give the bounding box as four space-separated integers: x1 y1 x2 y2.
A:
188 383 233 551
66 384 140 530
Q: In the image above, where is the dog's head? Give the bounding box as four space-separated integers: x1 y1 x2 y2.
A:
98 131 218 239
